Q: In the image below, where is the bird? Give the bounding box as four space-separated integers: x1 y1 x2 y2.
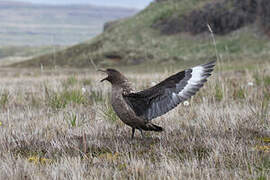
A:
99 60 216 139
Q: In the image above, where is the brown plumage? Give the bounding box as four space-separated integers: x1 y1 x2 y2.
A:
99 60 216 138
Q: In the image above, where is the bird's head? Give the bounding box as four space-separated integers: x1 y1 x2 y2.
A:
99 68 127 85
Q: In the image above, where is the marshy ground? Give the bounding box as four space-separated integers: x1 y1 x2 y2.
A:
0 61 269 179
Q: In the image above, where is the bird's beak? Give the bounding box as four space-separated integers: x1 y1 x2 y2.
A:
100 77 108 82
98 69 108 82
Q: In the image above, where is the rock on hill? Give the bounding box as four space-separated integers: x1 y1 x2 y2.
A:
13 0 270 68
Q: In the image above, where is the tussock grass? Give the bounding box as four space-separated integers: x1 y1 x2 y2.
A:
0 90 9 108
0 62 269 179
100 99 119 124
46 89 87 110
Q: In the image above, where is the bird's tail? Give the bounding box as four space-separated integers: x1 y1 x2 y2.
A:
144 123 163 132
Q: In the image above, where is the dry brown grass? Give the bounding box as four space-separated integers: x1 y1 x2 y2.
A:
0 62 269 179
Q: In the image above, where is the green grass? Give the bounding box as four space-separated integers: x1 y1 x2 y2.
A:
12 0 270 69
64 112 78 128
0 90 9 108
62 76 79 89
215 84 223 101
46 89 87 110
0 45 64 60
100 100 119 123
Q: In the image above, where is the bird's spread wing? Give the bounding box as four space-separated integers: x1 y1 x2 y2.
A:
123 60 216 121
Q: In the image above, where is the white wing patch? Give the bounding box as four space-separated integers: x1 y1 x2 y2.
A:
189 66 204 81
128 60 216 121
178 65 205 99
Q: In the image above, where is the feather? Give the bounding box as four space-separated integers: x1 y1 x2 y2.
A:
123 60 216 121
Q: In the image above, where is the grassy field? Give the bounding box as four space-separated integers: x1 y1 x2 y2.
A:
1 0 269 178
0 45 65 66
0 59 269 179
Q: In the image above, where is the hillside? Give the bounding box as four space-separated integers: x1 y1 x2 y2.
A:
0 1 137 46
13 0 270 68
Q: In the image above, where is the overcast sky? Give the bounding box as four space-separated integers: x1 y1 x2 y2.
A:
12 0 154 9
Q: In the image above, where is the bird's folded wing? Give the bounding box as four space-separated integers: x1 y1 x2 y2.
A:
123 60 216 121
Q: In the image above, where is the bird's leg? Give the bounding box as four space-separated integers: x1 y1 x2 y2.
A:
131 128 135 139
139 129 145 138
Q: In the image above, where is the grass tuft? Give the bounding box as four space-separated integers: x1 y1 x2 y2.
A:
46 89 87 110
215 84 223 101
0 90 9 108
64 112 78 128
62 76 78 88
100 100 119 123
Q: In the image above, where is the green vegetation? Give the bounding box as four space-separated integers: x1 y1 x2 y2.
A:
100 100 119 123
64 112 78 128
215 84 223 101
12 0 270 68
0 90 9 108
62 76 79 89
0 45 64 62
233 87 246 100
46 88 87 110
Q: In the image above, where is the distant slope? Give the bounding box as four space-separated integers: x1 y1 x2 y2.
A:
0 1 29 5
0 1 137 46
10 0 151 9
13 0 270 68
0 45 66 66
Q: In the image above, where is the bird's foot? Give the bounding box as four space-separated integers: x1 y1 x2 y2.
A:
131 128 135 139
139 129 145 139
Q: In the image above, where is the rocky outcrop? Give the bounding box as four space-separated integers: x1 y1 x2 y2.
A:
153 0 270 36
